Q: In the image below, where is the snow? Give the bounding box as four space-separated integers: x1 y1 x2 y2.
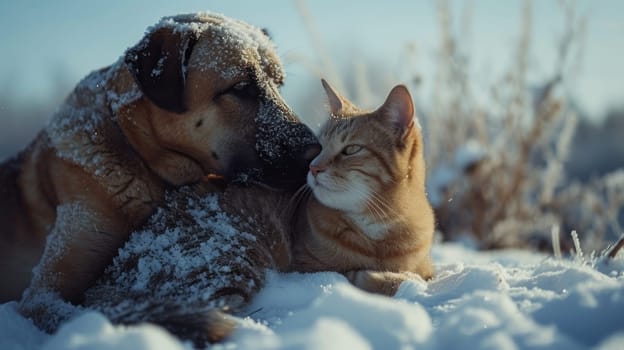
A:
3 242 623 350
45 11 296 171
41 312 188 350
136 12 285 84
18 203 99 332
44 54 142 172
81 189 261 330
255 100 316 164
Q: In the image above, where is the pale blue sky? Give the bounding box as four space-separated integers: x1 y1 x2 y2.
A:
0 0 622 123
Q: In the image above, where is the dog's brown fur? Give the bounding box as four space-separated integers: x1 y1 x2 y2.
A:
0 13 318 304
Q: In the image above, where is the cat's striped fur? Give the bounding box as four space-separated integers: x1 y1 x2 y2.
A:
81 80 434 345
291 80 434 293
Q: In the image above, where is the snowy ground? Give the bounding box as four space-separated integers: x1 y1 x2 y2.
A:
1 242 623 350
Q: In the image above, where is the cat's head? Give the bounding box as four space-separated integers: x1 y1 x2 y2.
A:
307 79 426 213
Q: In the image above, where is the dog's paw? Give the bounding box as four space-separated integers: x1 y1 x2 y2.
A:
18 288 83 333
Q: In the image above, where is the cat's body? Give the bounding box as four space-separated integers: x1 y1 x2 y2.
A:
81 81 434 344
291 81 434 287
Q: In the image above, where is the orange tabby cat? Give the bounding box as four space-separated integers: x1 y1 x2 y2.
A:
291 79 435 294
77 80 434 344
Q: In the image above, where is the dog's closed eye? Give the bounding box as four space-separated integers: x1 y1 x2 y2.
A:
226 80 260 99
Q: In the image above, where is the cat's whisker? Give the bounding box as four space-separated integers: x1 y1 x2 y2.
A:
288 185 312 214
289 184 310 206
367 190 401 218
368 200 392 222
342 184 388 222
362 191 388 220
357 186 404 224
342 182 385 214
366 201 387 223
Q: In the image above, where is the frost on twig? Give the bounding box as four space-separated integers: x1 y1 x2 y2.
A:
571 230 583 262
551 225 562 259
606 235 624 259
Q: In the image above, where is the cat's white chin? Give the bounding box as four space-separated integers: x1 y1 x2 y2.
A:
307 172 368 212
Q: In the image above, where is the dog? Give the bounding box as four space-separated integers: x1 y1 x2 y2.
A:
0 13 319 304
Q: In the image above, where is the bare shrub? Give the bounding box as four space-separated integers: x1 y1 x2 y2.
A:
428 0 623 251
293 0 623 252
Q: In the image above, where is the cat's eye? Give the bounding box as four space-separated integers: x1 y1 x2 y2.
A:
342 144 363 156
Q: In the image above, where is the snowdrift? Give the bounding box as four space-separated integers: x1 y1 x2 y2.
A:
2 243 623 350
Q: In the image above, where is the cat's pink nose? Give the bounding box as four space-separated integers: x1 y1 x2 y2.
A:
310 164 325 177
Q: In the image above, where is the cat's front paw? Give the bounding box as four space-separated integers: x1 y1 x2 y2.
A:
344 270 423 296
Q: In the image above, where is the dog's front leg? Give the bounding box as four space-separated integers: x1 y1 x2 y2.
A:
19 198 131 332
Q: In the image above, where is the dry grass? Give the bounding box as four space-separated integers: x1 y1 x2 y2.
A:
294 0 623 254
428 0 623 252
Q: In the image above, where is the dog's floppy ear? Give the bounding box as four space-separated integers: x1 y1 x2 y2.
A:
125 27 198 113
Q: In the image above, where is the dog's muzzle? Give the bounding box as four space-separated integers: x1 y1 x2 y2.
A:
254 98 320 190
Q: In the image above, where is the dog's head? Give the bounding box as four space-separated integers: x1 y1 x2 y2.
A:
117 13 319 190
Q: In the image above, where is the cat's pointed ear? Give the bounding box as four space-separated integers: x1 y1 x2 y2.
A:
380 85 415 138
321 79 352 116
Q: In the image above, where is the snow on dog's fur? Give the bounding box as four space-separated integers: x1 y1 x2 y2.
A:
0 13 318 313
